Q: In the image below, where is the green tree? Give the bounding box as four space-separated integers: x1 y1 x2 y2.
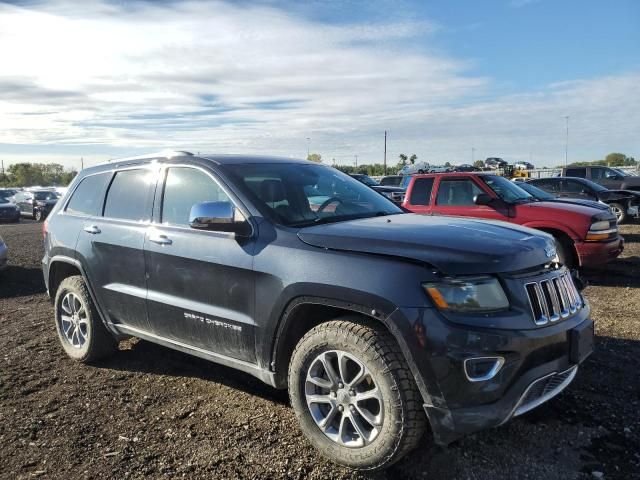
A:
409 154 417 165
307 153 322 163
473 160 485 169
444 161 452 168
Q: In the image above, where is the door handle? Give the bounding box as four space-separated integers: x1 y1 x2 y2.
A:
149 234 172 245
83 225 101 234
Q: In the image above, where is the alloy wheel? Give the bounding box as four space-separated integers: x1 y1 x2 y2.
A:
59 292 89 349
305 350 384 448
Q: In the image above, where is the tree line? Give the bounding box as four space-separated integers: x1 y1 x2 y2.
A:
567 152 636 168
0 163 78 187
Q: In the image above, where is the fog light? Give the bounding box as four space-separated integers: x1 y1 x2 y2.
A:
463 356 505 382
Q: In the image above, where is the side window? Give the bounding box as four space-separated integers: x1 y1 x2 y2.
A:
436 179 484 206
565 168 586 178
65 173 111 216
532 179 555 191
162 167 231 227
590 167 604 180
563 180 586 194
409 178 434 206
104 169 152 221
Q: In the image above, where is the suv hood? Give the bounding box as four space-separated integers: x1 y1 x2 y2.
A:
297 213 554 275
370 185 405 193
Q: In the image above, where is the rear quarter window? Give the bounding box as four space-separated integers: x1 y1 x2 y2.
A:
565 168 586 178
65 173 111 216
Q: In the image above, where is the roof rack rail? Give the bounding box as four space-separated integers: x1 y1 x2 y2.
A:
108 150 194 163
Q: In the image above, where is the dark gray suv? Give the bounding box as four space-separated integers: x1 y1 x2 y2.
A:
42 151 594 471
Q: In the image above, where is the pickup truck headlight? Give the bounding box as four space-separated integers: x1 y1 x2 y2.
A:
423 277 509 313
586 220 617 241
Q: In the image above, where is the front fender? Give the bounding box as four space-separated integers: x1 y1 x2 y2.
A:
520 220 582 240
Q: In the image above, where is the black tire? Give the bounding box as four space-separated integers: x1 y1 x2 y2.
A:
417 169 425 174
554 236 574 269
609 202 626 224
288 318 426 471
54 275 117 362
34 210 42 221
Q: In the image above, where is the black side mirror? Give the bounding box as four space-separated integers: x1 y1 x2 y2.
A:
189 201 251 236
474 193 493 206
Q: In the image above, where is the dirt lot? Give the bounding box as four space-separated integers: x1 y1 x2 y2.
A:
0 220 639 480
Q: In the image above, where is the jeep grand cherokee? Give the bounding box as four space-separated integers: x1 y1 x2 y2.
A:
42 151 594 471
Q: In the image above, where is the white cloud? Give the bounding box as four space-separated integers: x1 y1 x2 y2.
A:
0 0 637 169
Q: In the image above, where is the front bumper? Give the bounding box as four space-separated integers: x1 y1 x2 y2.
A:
389 303 593 446
575 236 624 267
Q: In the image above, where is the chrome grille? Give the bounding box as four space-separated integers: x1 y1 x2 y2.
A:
513 366 577 417
525 271 581 325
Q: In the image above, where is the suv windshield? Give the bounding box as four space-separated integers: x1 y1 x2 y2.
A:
479 175 532 203
226 163 402 227
0 195 11 203
34 191 60 201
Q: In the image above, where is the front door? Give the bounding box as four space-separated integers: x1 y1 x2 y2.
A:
430 176 510 221
144 165 257 363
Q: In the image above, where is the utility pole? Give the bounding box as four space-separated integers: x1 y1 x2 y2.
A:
383 130 387 175
564 116 569 167
306 137 311 158
81 157 84 170
354 155 358 168
1 159 4 175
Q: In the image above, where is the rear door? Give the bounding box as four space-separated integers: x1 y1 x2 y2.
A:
430 176 509 221
560 179 597 200
75 166 156 332
143 165 257 363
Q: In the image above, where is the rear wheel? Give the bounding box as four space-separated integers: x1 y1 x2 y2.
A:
609 202 626 224
288 319 426 471
34 209 43 221
54 276 117 362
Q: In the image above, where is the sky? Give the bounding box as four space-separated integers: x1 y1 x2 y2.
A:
0 0 638 170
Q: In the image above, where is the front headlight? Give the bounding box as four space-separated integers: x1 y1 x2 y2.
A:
586 220 617 241
423 277 509 313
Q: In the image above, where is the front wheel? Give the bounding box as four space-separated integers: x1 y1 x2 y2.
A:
288 319 426 471
554 236 575 269
34 209 43 221
609 202 626 224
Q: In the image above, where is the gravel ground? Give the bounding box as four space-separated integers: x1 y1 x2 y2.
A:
0 220 638 480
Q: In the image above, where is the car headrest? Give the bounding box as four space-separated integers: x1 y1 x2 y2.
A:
260 179 286 203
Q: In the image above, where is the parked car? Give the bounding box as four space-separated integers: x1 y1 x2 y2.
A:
528 177 640 224
349 173 405 204
0 191 20 223
562 166 640 191
402 172 622 268
514 161 535 170
400 161 430 175
14 189 61 221
484 157 508 169
454 164 477 172
43 152 593 471
427 165 453 173
0 234 7 271
378 175 403 187
517 182 610 212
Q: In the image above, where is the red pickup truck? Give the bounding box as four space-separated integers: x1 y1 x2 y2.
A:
402 173 623 268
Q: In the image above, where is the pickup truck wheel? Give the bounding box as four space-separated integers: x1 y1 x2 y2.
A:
54 276 116 362
554 236 574 269
34 210 43 221
609 202 626 224
288 319 426 471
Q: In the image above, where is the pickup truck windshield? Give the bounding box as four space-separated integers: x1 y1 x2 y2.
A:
479 175 532 203
226 163 403 227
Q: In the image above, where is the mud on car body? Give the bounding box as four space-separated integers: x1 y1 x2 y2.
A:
42 152 594 471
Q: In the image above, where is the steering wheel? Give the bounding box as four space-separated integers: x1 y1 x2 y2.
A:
317 196 343 213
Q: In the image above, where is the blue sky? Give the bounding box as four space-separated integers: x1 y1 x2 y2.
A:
0 0 638 169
